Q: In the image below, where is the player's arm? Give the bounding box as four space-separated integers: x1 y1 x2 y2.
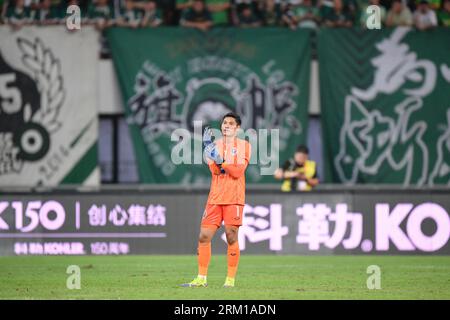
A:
208 161 222 175
221 142 251 179
298 170 319 187
306 170 319 187
221 160 248 179
282 170 300 179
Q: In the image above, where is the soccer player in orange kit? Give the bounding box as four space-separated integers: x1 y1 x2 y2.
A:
181 112 251 288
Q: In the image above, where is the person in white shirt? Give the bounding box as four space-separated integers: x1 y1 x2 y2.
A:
414 0 437 30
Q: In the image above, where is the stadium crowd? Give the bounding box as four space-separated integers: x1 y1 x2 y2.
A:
1 0 449 29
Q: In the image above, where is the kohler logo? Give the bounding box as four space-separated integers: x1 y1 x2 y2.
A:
376 203 450 252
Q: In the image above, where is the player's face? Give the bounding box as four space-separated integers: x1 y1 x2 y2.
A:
221 117 240 137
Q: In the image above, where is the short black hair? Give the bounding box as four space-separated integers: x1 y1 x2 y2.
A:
296 145 309 154
222 112 242 126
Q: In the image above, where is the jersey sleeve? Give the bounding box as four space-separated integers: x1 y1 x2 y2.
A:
221 162 247 179
208 161 222 175
221 141 251 179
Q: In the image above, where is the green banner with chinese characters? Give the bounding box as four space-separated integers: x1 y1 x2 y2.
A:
318 27 450 185
107 27 311 184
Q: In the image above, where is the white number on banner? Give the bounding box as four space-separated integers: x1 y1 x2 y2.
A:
10 201 66 232
0 74 22 114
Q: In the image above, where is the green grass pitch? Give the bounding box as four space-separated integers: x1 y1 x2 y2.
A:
0 255 449 299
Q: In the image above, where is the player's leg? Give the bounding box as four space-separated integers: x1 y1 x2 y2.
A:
197 225 217 280
222 205 244 287
180 205 221 287
224 225 240 287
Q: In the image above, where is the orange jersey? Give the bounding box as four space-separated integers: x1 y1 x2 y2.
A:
206 138 251 205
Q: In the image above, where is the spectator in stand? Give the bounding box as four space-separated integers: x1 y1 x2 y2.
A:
141 0 162 26
177 0 230 26
413 0 440 10
273 145 319 192
343 0 358 22
5 0 32 28
116 0 145 27
321 0 353 27
359 0 386 27
88 0 116 29
282 3 295 28
157 0 176 25
438 0 450 26
176 0 190 10
180 0 213 30
318 0 334 21
236 2 261 26
175 0 189 24
284 0 303 8
386 0 413 26
261 0 281 26
32 0 63 24
117 0 161 27
413 0 437 30
230 0 257 25
206 0 231 26
283 0 320 29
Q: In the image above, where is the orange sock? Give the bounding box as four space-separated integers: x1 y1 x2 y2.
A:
227 242 240 278
197 242 211 276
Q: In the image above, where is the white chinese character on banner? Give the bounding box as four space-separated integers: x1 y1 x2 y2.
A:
296 203 362 250
119 242 130 254
109 242 120 255
222 204 288 251
296 204 330 250
128 205 147 226
351 27 437 101
14 242 28 255
441 64 450 84
88 205 107 226
109 205 128 226
147 205 166 226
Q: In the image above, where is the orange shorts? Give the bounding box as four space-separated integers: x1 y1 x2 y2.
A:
201 204 244 228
